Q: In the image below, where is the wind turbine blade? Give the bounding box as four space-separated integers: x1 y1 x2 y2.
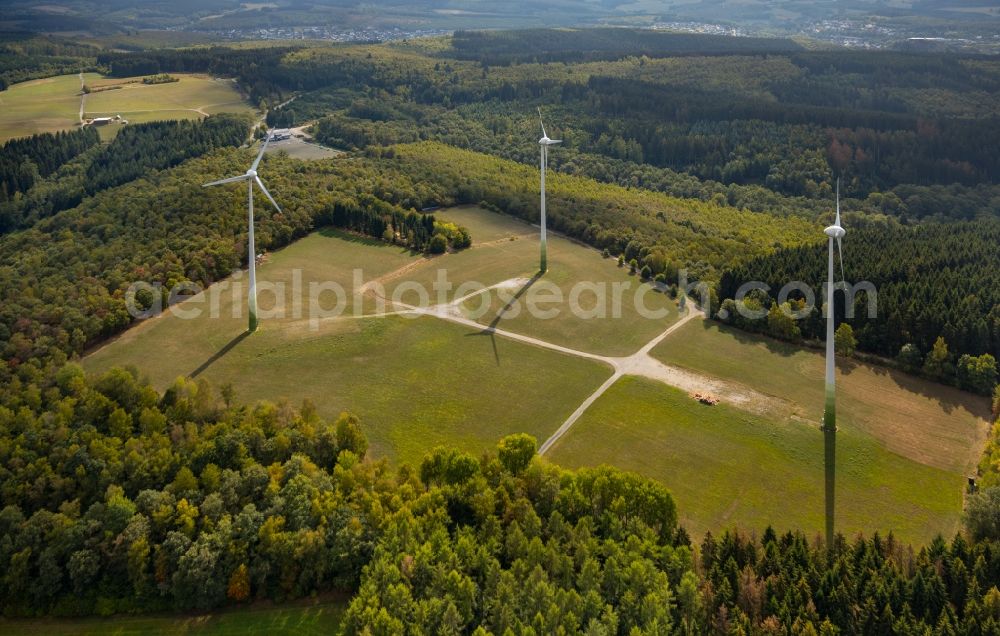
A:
834 178 841 227
255 176 282 213
836 236 845 283
203 174 250 187
537 106 547 138
251 132 272 171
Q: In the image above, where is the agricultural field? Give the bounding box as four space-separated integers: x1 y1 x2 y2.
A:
83 74 254 126
0 72 253 142
0 72 97 142
0 597 346 635
651 321 991 476
547 321 991 544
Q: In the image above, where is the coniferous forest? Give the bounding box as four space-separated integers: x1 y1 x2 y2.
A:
718 220 1000 387
0 127 100 202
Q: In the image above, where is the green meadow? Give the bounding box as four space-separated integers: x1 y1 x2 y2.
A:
0 72 97 142
546 376 969 545
83 224 613 465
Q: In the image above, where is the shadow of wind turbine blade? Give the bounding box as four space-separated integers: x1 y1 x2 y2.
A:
190 331 252 378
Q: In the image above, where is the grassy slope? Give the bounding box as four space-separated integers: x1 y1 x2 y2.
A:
651 321 990 475
0 597 345 635
547 376 966 545
411 206 680 356
84 74 253 121
0 73 98 142
83 225 612 466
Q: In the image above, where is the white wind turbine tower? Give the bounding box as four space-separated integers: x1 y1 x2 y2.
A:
537 107 561 273
822 178 846 550
203 132 283 333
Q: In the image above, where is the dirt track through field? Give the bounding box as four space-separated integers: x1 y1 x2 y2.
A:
78 71 85 123
354 279 782 454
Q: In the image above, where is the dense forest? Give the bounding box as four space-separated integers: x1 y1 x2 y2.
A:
3 368 1000 634
0 115 251 232
49 30 994 225
84 115 251 194
449 28 804 65
0 127 100 202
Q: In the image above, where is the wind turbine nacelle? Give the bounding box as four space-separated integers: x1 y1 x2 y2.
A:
824 225 845 239
247 169 258 177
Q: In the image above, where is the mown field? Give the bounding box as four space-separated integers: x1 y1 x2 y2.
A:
0 597 345 635
0 72 253 142
547 377 973 545
548 320 989 544
651 321 991 476
390 205 680 356
0 72 98 142
83 205 988 542
83 219 615 465
84 74 254 123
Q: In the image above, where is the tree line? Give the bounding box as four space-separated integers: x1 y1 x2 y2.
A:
0 32 100 89
449 28 803 66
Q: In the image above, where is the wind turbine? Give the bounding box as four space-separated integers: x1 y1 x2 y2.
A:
203 132 282 333
537 107 561 273
822 178 846 550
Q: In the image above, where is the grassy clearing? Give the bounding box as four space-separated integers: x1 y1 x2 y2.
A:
650 321 990 475
81 205 982 540
0 73 97 142
264 137 343 160
387 206 680 356
437 204 533 243
0 597 345 635
83 227 612 466
84 74 254 122
0 72 253 142
547 376 967 545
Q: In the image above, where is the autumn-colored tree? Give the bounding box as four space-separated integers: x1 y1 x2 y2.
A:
227 564 251 602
